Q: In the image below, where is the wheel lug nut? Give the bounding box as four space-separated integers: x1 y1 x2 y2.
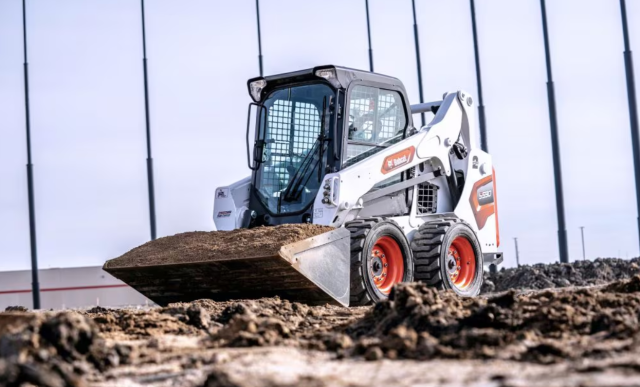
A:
384 263 388 267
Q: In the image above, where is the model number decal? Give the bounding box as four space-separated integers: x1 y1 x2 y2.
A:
216 211 232 218
478 190 492 200
381 146 415 174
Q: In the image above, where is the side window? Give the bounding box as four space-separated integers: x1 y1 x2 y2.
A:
345 85 407 167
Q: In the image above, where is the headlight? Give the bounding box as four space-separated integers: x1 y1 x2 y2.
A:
315 68 337 81
248 79 267 102
314 66 341 88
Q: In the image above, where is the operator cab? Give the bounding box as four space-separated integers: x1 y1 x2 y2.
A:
245 65 414 227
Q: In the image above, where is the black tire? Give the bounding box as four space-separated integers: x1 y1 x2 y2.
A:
346 218 414 306
411 218 483 296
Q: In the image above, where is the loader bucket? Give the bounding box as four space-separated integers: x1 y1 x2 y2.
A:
104 228 351 307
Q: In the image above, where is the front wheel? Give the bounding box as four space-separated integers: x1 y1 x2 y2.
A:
346 218 414 305
411 218 483 296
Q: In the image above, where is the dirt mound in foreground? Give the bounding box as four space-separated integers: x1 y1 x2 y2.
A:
6 274 640 385
345 277 640 362
483 257 640 293
104 224 334 268
0 312 127 387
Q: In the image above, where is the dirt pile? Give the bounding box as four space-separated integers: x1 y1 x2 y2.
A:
0 312 128 387
483 257 640 293
104 224 335 268
81 297 366 345
203 297 365 350
343 276 640 363
84 305 205 340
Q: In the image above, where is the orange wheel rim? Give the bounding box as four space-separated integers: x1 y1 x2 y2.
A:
447 236 477 290
370 236 404 295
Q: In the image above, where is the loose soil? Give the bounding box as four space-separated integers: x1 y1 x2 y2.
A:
483 257 640 293
4 274 640 386
6 257 640 386
104 224 334 268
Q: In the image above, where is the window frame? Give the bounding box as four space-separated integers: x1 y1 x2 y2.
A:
342 80 411 168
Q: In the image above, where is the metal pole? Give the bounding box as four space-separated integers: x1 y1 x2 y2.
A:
141 0 157 240
579 226 586 260
620 0 640 255
365 0 374 72
411 0 426 127
469 0 487 152
539 0 569 263
256 0 264 76
514 237 520 266
21 0 40 310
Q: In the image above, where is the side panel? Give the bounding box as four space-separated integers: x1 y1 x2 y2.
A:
213 177 251 231
454 149 498 253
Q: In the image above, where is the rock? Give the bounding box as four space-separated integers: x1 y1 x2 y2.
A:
364 346 384 361
187 305 210 329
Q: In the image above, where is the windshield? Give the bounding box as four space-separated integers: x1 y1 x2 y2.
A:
254 83 334 215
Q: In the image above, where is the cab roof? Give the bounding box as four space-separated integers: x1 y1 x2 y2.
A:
258 65 406 91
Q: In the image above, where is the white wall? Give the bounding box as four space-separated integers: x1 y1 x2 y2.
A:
0 266 149 310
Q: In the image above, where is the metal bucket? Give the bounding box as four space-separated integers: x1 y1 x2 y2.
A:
104 228 351 306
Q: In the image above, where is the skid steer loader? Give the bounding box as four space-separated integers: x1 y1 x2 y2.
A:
106 65 502 307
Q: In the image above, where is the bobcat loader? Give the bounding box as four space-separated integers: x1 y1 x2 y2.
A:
106 65 502 307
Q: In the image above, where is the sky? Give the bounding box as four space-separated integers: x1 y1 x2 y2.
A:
1 0 640 272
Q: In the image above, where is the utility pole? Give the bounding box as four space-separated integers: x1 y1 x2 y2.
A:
514 237 520 266
255 0 264 76
469 0 488 152
365 0 374 72
140 0 157 241
411 0 426 127
21 0 40 310
580 226 586 260
619 0 640 255
539 0 569 263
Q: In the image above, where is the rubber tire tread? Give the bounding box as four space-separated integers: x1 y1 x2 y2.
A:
410 217 483 296
345 218 413 306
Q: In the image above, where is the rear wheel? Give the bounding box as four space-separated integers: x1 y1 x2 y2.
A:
411 218 483 296
346 218 414 305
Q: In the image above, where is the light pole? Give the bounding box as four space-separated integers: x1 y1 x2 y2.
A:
411 0 426 127
539 0 569 263
21 0 40 310
140 0 157 241
580 226 586 260
619 0 640 255
365 0 374 72
469 0 488 152
256 0 264 76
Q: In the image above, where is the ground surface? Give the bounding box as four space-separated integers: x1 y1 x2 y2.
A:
4 258 640 386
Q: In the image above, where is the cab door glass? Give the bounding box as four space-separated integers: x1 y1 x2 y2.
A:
344 85 407 168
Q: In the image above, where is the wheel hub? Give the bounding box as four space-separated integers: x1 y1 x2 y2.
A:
446 254 458 276
371 255 384 276
448 236 477 290
369 236 404 295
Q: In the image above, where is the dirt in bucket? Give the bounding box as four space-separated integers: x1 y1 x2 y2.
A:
104 224 334 269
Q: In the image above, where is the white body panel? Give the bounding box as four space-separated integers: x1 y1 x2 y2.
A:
213 176 251 231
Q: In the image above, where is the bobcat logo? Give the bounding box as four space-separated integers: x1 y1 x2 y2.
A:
381 146 415 174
